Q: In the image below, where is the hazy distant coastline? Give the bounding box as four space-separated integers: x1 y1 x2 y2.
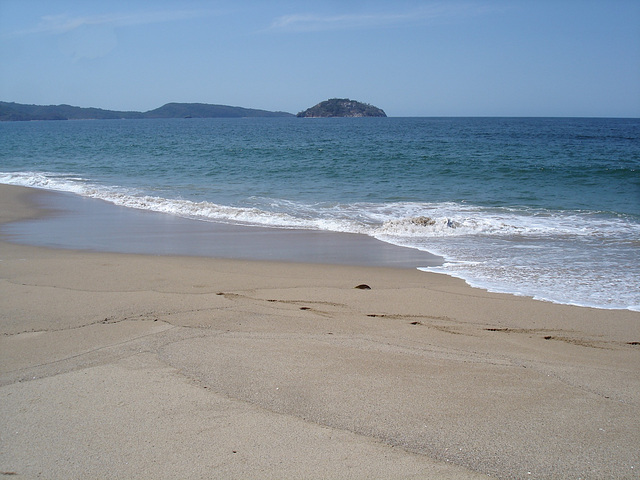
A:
0 101 295 121
0 98 392 121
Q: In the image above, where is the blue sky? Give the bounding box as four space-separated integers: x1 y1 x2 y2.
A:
1 0 638 117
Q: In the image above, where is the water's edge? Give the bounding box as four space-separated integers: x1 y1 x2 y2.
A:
1 187 443 269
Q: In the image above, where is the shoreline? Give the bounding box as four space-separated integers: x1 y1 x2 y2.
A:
1 186 443 269
4 179 637 312
1 183 639 479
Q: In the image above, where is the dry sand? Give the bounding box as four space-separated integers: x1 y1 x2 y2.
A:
1 184 639 479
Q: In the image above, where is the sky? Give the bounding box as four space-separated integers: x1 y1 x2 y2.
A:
1 0 639 117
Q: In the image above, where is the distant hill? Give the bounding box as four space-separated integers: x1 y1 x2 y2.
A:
0 102 143 121
143 102 293 119
0 101 294 121
297 98 386 118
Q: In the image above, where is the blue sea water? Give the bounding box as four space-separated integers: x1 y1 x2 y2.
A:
1 117 639 310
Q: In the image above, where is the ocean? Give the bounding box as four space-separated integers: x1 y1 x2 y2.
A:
1 117 639 311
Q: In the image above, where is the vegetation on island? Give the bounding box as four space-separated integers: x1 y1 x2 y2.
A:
143 103 293 119
297 98 386 118
0 101 294 121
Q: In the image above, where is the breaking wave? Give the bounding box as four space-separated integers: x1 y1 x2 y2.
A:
2 170 639 311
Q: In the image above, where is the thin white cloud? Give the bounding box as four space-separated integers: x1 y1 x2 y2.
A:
12 9 214 36
268 4 494 32
270 12 412 31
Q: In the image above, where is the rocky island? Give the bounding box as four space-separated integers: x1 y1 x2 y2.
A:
297 98 386 118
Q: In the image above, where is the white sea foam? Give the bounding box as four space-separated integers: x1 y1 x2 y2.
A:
3 171 637 239
0 171 367 233
2 170 639 311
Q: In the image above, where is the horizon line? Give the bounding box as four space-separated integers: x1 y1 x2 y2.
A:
1 100 638 120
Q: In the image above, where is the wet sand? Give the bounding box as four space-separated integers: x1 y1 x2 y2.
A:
1 184 639 479
2 188 442 268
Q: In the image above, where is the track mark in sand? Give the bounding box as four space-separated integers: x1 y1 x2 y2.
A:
265 299 338 318
216 292 242 299
3 313 164 337
100 314 160 325
215 292 346 318
0 326 191 387
485 327 565 335
485 327 559 333
266 298 346 308
485 328 614 350
217 292 344 307
367 313 452 321
367 314 471 336
543 335 612 349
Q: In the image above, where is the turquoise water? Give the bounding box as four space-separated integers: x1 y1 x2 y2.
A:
1 117 639 310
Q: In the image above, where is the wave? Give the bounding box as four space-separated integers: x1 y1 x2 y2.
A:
2 171 638 241
2 170 639 312
0 170 363 232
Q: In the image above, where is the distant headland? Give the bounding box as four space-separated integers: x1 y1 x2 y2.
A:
0 102 294 121
0 99 387 121
297 98 386 118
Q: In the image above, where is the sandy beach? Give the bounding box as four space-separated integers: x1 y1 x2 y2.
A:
1 184 639 479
